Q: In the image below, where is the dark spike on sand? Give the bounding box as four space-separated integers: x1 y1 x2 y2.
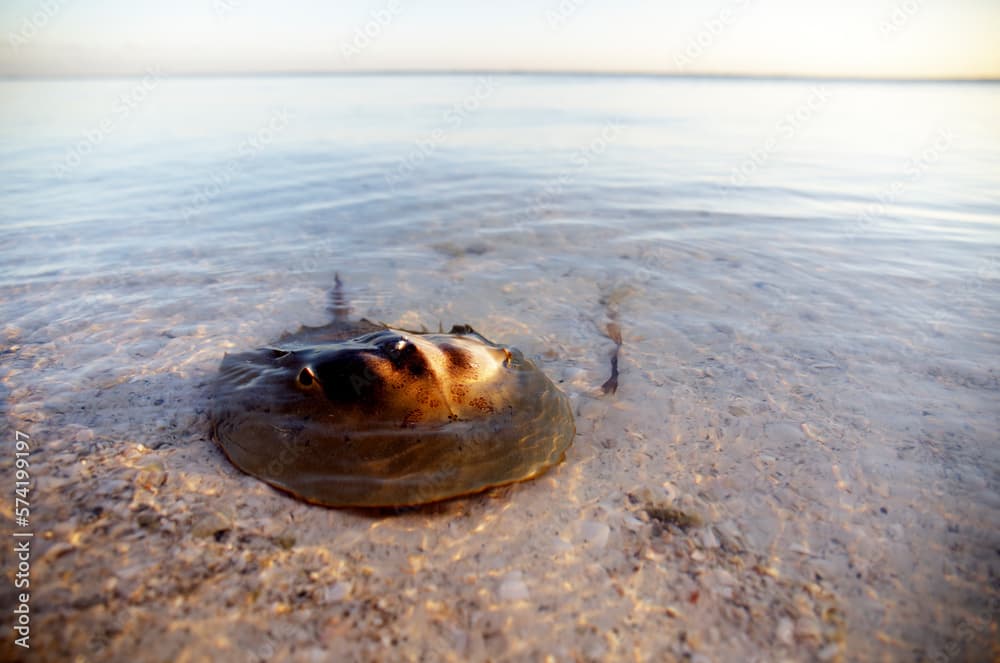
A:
601 322 623 394
328 272 350 322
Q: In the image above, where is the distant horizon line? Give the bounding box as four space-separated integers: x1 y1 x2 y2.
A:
2 69 999 84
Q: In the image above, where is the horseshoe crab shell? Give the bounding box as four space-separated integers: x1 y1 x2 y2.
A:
210 323 575 507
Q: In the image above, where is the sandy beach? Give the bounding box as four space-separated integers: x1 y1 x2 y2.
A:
2 74 998 662
3 217 998 661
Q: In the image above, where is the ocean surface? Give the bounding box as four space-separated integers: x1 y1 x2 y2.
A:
1 75 998 661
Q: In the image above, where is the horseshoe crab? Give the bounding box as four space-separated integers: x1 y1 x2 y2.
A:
210 277 575 507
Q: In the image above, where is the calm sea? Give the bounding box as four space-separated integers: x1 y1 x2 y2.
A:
1 74 998 659
2 75 998 287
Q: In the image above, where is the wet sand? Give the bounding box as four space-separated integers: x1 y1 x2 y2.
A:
2 216 997 661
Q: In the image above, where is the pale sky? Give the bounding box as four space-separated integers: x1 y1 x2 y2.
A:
1 0 998 79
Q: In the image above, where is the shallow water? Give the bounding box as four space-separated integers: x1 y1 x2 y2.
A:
1 74 999 661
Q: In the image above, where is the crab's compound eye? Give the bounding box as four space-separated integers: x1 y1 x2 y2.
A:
378 336 428 376
385 339 409 356
379 336 407 353
379 336 413 361
297 367 316 387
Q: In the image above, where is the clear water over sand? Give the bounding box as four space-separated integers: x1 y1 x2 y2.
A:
1 75 998 661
